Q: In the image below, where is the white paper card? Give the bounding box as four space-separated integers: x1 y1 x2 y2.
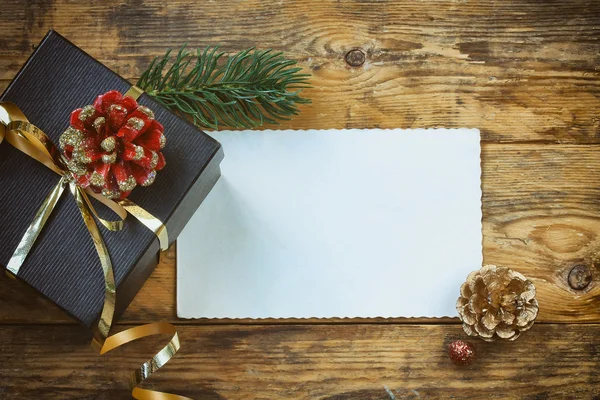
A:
177 129 481 319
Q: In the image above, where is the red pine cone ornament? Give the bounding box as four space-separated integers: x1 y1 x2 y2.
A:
59 90 166 199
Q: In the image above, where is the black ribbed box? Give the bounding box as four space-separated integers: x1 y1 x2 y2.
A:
0 30 223 328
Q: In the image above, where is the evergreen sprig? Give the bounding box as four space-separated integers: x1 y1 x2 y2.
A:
137 44 311 130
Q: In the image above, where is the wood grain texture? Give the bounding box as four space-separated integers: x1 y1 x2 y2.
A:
0 324 599 399
1 0 600 142
2 1 600 398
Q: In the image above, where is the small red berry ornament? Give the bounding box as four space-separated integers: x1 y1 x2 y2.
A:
59 90 166 200
448 340 475 366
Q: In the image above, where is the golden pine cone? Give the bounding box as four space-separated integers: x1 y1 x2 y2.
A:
456 265 538 342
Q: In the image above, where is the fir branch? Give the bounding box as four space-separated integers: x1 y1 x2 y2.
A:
137 44 311 130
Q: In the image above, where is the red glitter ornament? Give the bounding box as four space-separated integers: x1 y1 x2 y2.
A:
59 90 166 200
448 340 475 366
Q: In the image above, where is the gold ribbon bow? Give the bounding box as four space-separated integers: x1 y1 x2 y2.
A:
0 87 191 400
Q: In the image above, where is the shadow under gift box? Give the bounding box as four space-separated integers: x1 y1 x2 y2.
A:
0 30 223 329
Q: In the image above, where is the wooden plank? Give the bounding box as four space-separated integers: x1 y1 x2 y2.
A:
0 323 598 399
1 1 599 142
1 143 599 324
482 143 600 323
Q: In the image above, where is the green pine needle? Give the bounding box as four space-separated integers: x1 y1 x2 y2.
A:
137 44 311 130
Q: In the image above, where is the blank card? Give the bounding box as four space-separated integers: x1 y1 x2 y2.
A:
177 129 481 319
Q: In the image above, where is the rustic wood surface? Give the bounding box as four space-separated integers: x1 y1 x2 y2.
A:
1 0 599 398
1 324 599 399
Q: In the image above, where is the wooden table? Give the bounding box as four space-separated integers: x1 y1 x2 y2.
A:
1 1 599 398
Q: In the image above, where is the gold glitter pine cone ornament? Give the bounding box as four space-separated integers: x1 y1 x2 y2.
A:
456 265 538 342
59 90 166 200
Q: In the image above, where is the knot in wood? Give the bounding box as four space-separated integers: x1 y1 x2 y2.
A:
345 49 366 67
568 264 592 290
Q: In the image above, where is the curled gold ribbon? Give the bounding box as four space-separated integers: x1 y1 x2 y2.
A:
0 89 189 400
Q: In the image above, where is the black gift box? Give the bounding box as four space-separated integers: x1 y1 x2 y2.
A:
0 31 223 328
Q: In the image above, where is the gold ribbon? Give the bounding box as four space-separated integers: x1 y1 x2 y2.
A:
0 87 190 400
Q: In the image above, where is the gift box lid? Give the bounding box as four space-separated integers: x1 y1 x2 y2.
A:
0 30 223 328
